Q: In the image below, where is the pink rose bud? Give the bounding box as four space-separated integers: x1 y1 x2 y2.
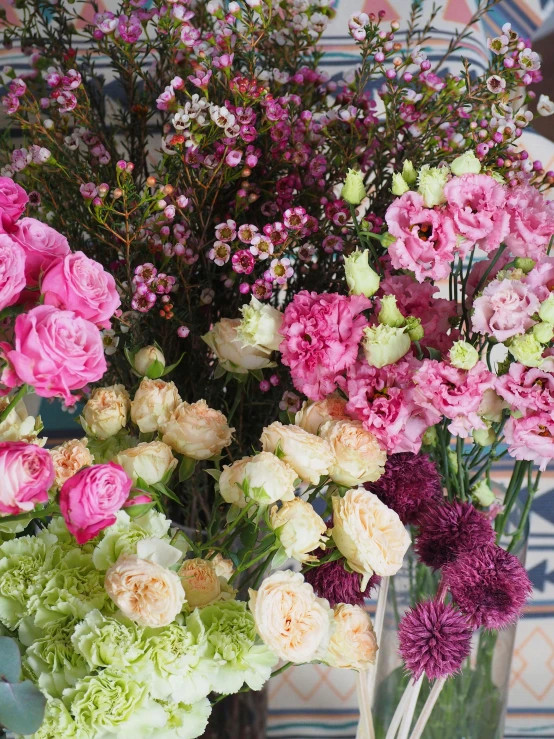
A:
0 441 54 515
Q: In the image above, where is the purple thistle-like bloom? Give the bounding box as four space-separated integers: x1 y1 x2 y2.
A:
415 501 495 570
365 452 443 525
398 600 472 680
443 544 532 630
303 555 380 607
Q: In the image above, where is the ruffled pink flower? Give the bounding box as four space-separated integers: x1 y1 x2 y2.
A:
9 217 70 286
414 359 494 437
504 184 554 260
496 363 554 414
379 274 458 354
465 248 511 304
471 278 539 342
505 412 554 471
522 256 554 303
281 291 371 400
444 174 509 254
385 192 457 282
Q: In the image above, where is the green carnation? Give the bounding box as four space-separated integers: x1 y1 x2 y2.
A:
0 533 61 629
20 617 89 699
31 550 112 628
25 698 83 739
72 609 143 671
186 601 278 695
157 697 212 739
65 669 166 738
92 510 171 570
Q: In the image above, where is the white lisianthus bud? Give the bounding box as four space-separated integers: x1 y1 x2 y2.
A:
449 340 479 370
82 385 130 440
471 479 496 507
472 426 496 447
133 346 166 378
341 168 366 206
378 295 406 328
270 498 327 562
391 172 409 196
508 333 544 368
450 150 481 176
405 316 424 341
362 324 411 368
417 164 449 207
202 317 274 374
533 322 554 344
237 297 283 353
401 160 417 184
539 294 554 324
344 249 380 298
320 420 386 487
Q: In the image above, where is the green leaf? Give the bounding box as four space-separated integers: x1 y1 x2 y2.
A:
161 353 185 377
146 358 165 379
205 468 222 482
123 345 137 368
240 521 259 549
0 637 21 683
273 440 285 460
250 368 264 382
179 456 196 482
213 364 227 380
0 680 46 734
152 482 182 505
427 347 442 361
270 546 289 569
125 502 155 518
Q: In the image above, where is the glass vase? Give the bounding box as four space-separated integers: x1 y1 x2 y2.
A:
371 498 529 739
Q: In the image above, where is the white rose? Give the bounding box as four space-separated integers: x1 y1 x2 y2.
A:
161 400 233 460
237 297 284 353
219 457 251 508
331 488 410 581
320 420 386 487
178 558 221 609
362 324 411 368
325 604 378 670
50 438 93 488
105 554 186 628
249 570 333 663
134 345 165 377
0 398 40 443
202 317 274 374
209 552 234 581
243 452 297 504
270 498 327 562
260 422 335 485
131 378 182 434
115 441 177 485
82 384 130 440
295 395 348 436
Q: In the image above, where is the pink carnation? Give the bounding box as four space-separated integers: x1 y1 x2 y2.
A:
280 291 371 400
444 174 509 254
496 363 554 414
505 412 554 471
414 359 494 437
471 278 539 342
0 176 28 227
0 441 54 515
9 217 70 286
386 192 457 282
60 462 132 544
41 251 120 329
504 184 554 261
0 233 26 311
6 305 107 405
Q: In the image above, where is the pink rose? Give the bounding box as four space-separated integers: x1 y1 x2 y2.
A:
385 192 457 282
0 176 28 228
0 233 26 311
444 174 509 254
0 441 54 515
471 278 539 342
41 251 120 328
505 184 554 261
6 305 107 405
59 462 133 544
505 412 554 471
10 217 70 286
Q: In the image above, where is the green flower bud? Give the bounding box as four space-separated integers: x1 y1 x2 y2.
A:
134 345 165 378
533 321 554 344
341 168 366 206
391 173 409 196
422 426 438 447
344 249 380 297
514 257 536 274
449 340 479 370
450 150 481 176
362 324 411 368
378 295 406 328
472 426 496 447
381 232 396 248
402 160 417 184
539 294 554 324
508 333 544 368
447 449 458 475
471 479 496 507
406 316 424 341
417 165 449 207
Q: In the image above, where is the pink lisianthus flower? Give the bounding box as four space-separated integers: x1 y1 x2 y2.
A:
0 441 54 515
8 217 70 286
504 184 554 260
471 278 539 342
505 413 554 471
6 305 107 405
522 256 554 303
414 359 494 437
60 462 132 544
0 234 26 311
465 248 512 304
385 192 457 282
443 174 509 254
41 251 121 329
339 358 435 454
495 363 554 414
379 274 459 354
281 291 371 400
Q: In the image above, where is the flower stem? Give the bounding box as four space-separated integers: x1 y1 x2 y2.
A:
0 384 29 425
408 677 447 739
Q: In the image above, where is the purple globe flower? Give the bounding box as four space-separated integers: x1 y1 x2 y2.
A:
303 555 380 607
365 452 443 525
398 600 473 680
443 544 532 630
415 501 495 570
